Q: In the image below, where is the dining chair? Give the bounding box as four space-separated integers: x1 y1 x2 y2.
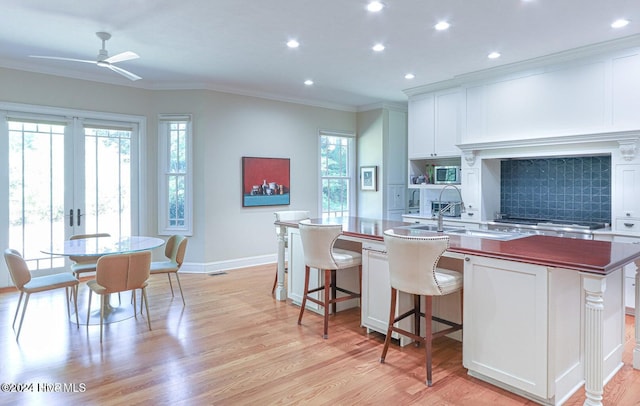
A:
4 248 79 341
68 233 111 280
149 235 188 305
87 251 152 343
272 210 310 294
380 230 463 386
297 219 362 339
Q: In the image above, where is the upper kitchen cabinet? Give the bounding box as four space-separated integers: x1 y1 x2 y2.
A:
408 88 461 159
461 49 640 145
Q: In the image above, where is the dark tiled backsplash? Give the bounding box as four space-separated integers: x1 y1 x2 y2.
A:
500 156 611 223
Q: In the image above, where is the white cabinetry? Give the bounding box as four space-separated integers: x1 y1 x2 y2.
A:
361 241 463 346
409 216 480 230
614 164 640 234
361 242 407 345
463 255 550 399
287 228 360 313
461 167 480 220
612 235 640 314
386 184 406 221
463 254 625 404
408 93 434 158
408 89 460 159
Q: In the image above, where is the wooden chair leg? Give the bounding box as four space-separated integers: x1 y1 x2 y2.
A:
425 295 433 386
297 266 311 325
414 294 421 347
380 288 398 362
331 269 337 315
323 269 331 339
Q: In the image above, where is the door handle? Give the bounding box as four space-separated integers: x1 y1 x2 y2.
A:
77 209 82 226
69 209 74 227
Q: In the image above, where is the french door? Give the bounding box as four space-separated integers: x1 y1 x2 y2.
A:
1 109 141 282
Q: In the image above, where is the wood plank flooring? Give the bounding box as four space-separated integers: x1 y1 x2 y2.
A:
0 264 639 405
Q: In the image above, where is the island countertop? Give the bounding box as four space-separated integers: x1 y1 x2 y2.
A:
276 216 640 275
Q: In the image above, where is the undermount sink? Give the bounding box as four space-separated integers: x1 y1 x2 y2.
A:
444 228 528 241
401 224 462 232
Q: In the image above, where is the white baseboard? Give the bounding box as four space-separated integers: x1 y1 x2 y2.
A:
179 253 277 274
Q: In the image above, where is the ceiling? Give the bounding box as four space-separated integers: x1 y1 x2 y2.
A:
0 0 639 110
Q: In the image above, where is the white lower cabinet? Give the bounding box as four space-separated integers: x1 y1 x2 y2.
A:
463 254 625 405
361 241 463 347
612 235 640 314
287 228 360 314
361 242 410 346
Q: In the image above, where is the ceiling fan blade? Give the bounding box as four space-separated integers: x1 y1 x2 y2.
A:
107 64 142 81
30 55 97 64
105 51 139 64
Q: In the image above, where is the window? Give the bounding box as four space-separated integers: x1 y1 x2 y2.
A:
319 130 356 218
0 103 145 276
158 114 192 235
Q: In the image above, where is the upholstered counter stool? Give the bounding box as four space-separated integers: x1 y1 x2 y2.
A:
272 210 310 294
297 219 361 339
379 230 463 386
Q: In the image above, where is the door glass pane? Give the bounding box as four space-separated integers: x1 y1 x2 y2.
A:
84 127 132 238
8 121 66 271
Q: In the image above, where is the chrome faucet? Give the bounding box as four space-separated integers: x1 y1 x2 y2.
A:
409 189 419 207
436 184 466 232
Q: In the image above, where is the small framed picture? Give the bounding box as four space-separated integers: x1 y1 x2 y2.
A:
360 166 377 191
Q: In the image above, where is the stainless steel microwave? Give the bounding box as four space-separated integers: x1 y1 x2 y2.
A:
434 166 461 184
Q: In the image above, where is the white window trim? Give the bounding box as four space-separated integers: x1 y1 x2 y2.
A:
318 129 356 217
158 114 193 236
0 101 147 242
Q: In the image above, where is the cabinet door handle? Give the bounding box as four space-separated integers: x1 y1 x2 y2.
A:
467 212 474 216
624 223 634 228
363 247 387 255
69 209 74 227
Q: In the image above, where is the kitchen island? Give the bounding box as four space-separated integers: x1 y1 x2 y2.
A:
275 217 640 406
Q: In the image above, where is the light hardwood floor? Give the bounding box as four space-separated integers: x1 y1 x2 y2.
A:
1 264 638 405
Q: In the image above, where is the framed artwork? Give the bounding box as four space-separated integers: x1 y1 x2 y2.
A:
360 166 377 191
242 157 290 207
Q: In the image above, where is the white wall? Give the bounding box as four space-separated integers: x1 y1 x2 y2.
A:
0 67 356 272
357 109 384 218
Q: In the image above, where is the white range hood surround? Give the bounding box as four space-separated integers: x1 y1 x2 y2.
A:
458 130 640 166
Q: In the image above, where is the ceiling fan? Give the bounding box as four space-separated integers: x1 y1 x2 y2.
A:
30 32 141 81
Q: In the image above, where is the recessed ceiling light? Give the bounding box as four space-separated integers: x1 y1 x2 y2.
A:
488 52 501 59
287 39 300 48
304 79 314 86
367 1 384 12
372 43 385 52
434 21 450 31
405 73 415 80
611 19 630 29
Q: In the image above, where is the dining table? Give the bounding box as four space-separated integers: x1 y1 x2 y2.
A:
41 235 165 324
